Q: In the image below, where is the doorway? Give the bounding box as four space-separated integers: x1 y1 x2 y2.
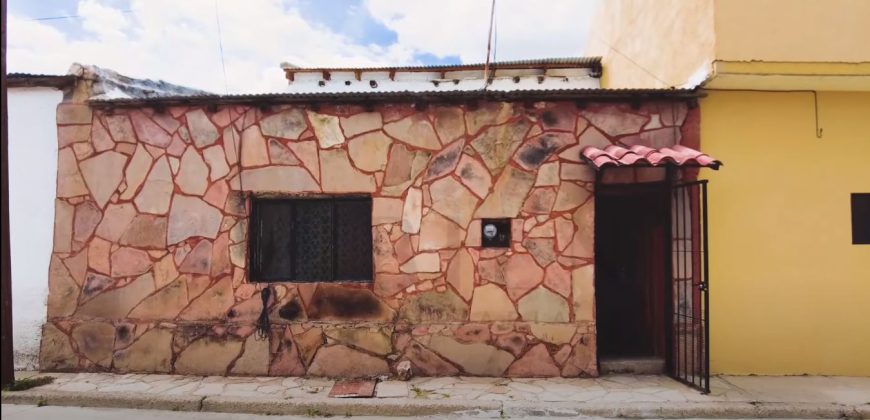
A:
595 182 668 368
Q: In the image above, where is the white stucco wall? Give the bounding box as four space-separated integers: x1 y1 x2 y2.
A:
8 87 63 370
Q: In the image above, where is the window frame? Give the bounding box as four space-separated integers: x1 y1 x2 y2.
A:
248 195 373 283
851 193 870 245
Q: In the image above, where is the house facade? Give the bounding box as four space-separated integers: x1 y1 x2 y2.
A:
589 0 870 376
39 60 718 380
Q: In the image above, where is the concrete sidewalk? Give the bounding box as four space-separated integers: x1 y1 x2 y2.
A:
2 372 868 418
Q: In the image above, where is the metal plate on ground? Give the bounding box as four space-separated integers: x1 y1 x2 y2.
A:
328 379 376 398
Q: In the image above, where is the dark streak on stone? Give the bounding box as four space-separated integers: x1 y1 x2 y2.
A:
81 273 113 300
278 298 303 320
425 144 461 179
224 192 247 216
459 165 476 179
517 134 560 168
116 325 130 342
307 286 391 320
541 110 559 127
399 290 468 323
174 324 210 352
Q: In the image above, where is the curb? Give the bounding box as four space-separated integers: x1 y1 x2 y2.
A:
201 395 501 417
502 401 870 419
1 390 501 417
1 390 202 412
3 390 868 418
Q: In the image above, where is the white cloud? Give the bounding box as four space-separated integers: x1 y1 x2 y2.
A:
78 0 130 40
365 0 599 63
8 0 417 93
7 0 598 93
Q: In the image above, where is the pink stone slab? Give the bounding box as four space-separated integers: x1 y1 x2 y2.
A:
328 380 376 398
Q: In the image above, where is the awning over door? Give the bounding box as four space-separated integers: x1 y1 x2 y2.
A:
581 145 722 170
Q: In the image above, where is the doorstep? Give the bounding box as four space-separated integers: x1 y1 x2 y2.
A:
2 372 868 418
599 357 666 374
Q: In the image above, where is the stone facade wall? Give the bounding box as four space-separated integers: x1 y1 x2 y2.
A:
41 90 696 378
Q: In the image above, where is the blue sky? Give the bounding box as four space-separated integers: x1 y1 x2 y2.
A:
9 0 89 38
292 0 462 65
7 0 597 92
294 0 397 48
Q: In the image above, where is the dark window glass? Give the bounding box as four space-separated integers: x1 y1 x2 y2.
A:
249 197 372 282
852 193 870 245
294 200 334 281
250 200 294 280
335 199 374 280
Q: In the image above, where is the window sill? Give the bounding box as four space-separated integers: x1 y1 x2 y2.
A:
247 279 373 285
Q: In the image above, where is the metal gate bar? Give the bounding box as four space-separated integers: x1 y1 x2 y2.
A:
668 180 710 393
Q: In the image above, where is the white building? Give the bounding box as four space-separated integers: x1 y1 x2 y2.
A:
7 73 73 370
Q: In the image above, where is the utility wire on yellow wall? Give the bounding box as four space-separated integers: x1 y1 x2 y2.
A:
705 88 824 138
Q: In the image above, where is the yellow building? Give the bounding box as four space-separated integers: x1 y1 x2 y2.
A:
588 0 870 376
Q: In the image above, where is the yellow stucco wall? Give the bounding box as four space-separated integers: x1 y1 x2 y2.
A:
700 90 870 375
714 0 870 63
588 0 870 89
589 0 870 375
586 0 715 88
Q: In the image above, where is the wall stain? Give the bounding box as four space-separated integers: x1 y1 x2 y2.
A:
278 298 303 320
307 286 394 321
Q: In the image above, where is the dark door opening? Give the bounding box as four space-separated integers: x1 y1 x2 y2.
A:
595 183 668 361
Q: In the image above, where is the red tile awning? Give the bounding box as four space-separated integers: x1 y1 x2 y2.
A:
581 144 722 170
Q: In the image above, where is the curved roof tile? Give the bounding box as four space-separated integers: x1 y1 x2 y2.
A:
581 144 722 170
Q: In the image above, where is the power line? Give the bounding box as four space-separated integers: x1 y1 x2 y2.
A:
492 0 498 64
590 34 671 88
214 0 229 94
482 0 496 90
29 9 134 21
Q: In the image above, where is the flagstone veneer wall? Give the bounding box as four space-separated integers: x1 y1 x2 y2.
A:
41 86 696 378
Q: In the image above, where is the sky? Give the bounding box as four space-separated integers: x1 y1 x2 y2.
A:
7 0 599 94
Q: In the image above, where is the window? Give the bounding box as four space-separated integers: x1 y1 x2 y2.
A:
852 193 870 245
249 196 373 282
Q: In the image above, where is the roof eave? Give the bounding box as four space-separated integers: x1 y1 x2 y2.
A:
88 88 703 109
281 57 602 73
6 74 77 89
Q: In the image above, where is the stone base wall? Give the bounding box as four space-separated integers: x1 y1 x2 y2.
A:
42 92 695 377
42 320 595 377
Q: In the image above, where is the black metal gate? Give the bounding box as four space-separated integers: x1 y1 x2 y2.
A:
667 180 710 393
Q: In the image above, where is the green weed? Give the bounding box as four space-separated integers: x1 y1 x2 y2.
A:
3 376 54 392
410 385 430 398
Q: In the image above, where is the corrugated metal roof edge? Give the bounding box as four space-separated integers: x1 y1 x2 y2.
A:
280 57 603 73
89 88 702 108
7 73 77 88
